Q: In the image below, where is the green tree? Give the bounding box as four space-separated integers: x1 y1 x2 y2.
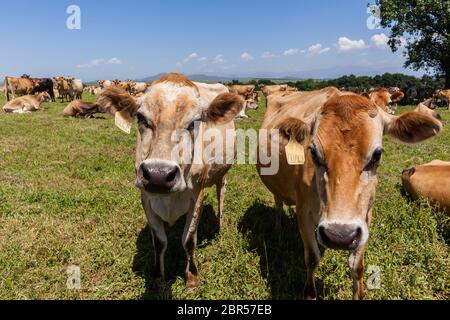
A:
377 0 450 88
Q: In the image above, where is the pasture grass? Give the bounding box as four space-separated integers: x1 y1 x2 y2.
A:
0 92 448 300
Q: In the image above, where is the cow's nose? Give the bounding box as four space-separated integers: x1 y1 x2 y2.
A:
318 224 362 250
139 162 180 194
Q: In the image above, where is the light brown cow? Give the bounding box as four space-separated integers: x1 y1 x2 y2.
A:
3 76 37 101
434 89 450 110
98 80 113 89
414 99 441 120
63 100 106 118
260 84 293 96
228 84 255 96
257 87 442 300
368 88 393 113
3 92 51 113
54 76 71 102
402 160 450 213
97 73 244 290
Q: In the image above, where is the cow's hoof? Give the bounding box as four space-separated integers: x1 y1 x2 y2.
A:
186 272 199 291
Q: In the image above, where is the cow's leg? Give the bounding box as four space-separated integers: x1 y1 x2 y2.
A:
297 208 321 300
216 175 227 231
182 191 204 290
142 196 168 284
274 195 284 233
349 244 367 300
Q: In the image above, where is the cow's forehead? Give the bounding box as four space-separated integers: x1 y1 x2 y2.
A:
315 95 380 157
141 82 203 121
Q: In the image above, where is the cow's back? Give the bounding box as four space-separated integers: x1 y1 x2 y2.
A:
402 161 450 213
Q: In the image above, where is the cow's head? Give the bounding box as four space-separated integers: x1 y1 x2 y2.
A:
307 95 442 251
37 92 52 102
98 73 244 195
369 88 392 112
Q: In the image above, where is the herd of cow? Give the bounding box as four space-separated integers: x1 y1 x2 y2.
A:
1 73 449 299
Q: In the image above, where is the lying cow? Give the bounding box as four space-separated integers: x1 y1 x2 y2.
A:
97 73 244 289
63 100 106 118
402 160 450 213
3 92 51 113
257 87 442 299
414 99 441 120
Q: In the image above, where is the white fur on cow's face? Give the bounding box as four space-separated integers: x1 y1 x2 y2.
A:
134 82 205 195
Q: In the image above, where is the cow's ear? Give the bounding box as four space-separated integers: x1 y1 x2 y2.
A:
383 110 442 143
97 86 140 117
277 117 310 143
202 93 245 124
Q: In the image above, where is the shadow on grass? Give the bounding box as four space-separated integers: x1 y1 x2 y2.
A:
132 204 219 300
238 201 324 300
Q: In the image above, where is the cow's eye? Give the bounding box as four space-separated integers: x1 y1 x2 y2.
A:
364 148 384 171
136 112 153 129
309 145 326 169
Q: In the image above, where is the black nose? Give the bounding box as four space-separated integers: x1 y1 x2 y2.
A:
139 163 180 194
318 224 362 250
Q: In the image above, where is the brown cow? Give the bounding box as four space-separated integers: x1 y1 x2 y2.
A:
368 88 394 114
434 89 450 110
63 100 107 118
3 76 37 101
228 84 255 96
257 87 442 299
3 92 51 113
414 99 441 120
402 160 450 213
97 73 244 290
54 76 71 102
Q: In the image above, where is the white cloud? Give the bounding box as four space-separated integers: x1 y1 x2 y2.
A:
198 57 208 62
371 33 389 49
283 48 299 56
77 57 122 68
240 52 254 61
307 44 330 56
108 57 122 65
213 54 226 65
338 37 366 52
262 51 277 58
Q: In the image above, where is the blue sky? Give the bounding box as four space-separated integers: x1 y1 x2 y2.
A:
0 0 421 80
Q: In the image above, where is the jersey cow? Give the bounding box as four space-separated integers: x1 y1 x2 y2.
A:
402 160 450 213
257 87 442 299
97 73 244 290
3 92 51 113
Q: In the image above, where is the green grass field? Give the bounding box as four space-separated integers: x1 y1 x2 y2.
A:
0 92 448 300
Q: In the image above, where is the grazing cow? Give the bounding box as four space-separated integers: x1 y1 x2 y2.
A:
257 87 442 299
3 92 51 113
414 99 441 120
63 100 106 118
402 160 450 213
97 73 244 289
3 76 36 101
98 80 112 89
434 89 450 110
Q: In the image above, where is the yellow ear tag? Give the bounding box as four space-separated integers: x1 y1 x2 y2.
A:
115 111 132 134
285 138 305 165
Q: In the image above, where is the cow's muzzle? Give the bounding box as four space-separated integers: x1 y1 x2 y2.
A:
318 223 363 251
137 161 181 194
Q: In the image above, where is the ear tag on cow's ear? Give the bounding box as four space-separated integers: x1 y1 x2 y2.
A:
115 111 132 134
285 137 305 165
